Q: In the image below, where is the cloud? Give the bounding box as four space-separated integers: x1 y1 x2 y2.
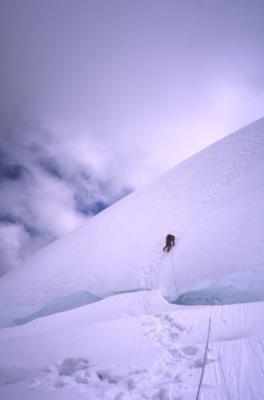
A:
0 121 132 275
0 224 30 275
0 0 264 274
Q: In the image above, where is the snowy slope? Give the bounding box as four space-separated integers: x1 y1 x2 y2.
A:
1 117 264 399
1 297 264 399
0 117 264 325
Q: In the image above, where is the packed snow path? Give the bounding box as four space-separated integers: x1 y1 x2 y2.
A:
1 297 264 399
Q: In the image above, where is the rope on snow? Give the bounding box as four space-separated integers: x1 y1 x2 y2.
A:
171 249 179 300
195 316 212 400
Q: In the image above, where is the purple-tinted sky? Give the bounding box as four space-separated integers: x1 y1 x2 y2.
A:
0 0 264 273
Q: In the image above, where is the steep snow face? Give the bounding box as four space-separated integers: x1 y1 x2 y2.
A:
0 118 264 320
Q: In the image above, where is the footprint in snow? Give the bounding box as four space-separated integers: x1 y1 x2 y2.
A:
181 346 198 356
192 358 203 369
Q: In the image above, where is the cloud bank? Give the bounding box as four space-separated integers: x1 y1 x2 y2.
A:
0 0 264 274
0 121 131 275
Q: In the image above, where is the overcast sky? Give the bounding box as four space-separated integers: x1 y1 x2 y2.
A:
0 0 264 274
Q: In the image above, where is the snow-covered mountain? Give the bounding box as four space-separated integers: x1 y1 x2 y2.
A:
1 117 264 322
1 117 264 400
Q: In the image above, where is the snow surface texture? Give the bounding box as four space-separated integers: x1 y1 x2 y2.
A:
1 298 264 399
1 117 264 325
0 118 264 399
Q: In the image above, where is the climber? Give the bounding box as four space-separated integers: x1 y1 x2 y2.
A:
163 234 176 252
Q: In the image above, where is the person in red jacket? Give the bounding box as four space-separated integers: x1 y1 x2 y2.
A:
163 234 176 252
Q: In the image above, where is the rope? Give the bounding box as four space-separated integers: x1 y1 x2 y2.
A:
171 249 179 299
195 316 212 400
156 252 164 289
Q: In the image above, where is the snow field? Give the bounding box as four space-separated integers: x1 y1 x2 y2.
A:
0 119 264 317
1 118 264 399
1 297 264 399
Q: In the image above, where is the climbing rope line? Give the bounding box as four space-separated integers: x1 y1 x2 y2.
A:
171 249 179 300
195 316 212 400
156 252 164 289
